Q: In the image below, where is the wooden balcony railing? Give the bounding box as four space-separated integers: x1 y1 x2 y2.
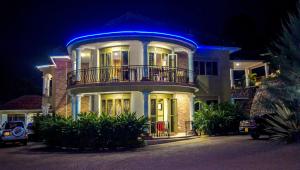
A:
67 65 192 87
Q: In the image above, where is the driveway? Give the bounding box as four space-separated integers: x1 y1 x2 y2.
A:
0 136 299 170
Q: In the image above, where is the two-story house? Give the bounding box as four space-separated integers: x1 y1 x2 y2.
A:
36 31 270 136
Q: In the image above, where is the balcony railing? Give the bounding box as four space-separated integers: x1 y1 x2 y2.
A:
67 65 192 87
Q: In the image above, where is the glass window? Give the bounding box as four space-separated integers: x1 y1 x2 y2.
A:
123 99 130 113
194 102 200 112
194 61 200 75
149 53 154 66
122 51 129 65
100 54 105 66
206 62 212 75
200 62 205 75
106 53 111 66
115 99 122 116
101 100 106 113
206 100 218 105
107 100 113 115
212 62 218 75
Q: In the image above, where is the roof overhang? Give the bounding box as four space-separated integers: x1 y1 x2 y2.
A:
36 56 70 71
197 46 241 54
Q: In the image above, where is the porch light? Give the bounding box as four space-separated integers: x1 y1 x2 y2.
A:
235 63 240 66
114 52 119 56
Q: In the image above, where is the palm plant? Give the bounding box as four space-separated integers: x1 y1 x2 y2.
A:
264 103 300 143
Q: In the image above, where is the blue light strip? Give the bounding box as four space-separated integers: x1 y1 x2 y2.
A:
66 31 199 48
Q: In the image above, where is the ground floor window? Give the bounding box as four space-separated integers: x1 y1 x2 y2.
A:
8 114 25 122
101 93 131 115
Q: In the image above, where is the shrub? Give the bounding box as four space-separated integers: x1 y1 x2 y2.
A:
264 103 300 143
194 102 247 135
33 112 147 149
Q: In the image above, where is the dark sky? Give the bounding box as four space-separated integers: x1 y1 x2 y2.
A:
0 0 298 104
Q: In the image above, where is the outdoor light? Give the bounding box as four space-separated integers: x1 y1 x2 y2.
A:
114 52 119 56
3 131 11 136
236 63 240 66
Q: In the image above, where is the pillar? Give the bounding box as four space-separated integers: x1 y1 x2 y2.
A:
76 48 81 81
71 94 81 119
188 51 194 83
264 62 269 78
230 68 234 88
142 41 149 79
189 94 195 122
143 91 150 119
245 68 250 87
42 74 52 96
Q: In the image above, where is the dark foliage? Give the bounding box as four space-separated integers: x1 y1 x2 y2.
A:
33 112 147 149
194 102 247 136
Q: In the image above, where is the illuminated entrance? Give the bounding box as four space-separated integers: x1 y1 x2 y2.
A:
150 93 177 136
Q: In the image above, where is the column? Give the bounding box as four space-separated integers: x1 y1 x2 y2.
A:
75 48 81 81
189 94 195 123
188 51 194 83
71 94 81 119
143 91 150 119
230 68 234 88
42 74 52 96
142 41 149 80
264 62 269 78
245 68 250 87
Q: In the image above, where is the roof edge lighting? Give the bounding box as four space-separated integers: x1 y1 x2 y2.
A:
66 31 199 48
36 56 70 69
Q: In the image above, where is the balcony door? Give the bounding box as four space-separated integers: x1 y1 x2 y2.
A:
99 46 129 81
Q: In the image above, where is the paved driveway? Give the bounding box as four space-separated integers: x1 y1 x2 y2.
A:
0 136 299 170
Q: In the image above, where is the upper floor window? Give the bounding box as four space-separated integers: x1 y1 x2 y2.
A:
99 46 129 67
194 61 218 76
148 47 176 67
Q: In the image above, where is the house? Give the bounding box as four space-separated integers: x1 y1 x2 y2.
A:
36 30 270 136
0 95 42 126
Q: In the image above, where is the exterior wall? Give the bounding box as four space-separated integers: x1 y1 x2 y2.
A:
194 49 231 103
51 58 72 117
174 93 191 133
128 41 143 66
81 96 90 113
130 91 144 118
177 52 188 69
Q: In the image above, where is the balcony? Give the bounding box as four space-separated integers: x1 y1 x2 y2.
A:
67 65 192 87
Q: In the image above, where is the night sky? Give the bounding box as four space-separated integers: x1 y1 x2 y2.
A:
0 0 298 104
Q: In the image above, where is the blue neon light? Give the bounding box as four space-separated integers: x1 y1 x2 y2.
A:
66 31 199 48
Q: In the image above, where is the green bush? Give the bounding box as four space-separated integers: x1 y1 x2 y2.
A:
194 102 247 135
33 112 147 149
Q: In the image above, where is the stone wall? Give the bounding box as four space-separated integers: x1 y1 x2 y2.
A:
177 52 188 69
175 93 190 133
81 96 90 113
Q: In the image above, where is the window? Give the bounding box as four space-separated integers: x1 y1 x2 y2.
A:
193 61 218 76
101 98 131 115
206 100 218 105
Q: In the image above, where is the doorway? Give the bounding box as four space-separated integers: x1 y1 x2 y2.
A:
149 94 177 136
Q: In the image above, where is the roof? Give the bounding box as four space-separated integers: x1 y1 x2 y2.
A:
0 95 42 111
230 50 271 61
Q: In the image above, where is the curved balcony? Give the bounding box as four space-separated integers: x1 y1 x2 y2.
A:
67 65 193 88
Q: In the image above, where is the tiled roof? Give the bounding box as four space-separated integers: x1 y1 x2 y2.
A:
0 95 42 110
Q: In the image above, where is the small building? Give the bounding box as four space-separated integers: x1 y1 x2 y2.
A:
0 95 42 126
